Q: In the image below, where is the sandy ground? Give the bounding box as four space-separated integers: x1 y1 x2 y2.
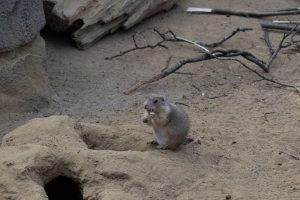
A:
1 0 300 199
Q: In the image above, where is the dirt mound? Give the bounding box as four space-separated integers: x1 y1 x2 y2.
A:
0 116 202 200
1 110 299 199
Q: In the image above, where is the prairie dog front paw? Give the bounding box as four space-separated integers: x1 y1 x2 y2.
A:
142 110 150 124
149 111 155 117
142 117 148 123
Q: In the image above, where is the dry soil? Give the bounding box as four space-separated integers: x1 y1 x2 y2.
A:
1 0 300 199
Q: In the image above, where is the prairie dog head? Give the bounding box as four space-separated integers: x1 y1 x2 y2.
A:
144 94 170 114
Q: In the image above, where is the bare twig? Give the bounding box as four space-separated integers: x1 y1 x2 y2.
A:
208 94 228 99
265 34 288 70
165 56 173 67
175 36 210 53
153 29 210 53
290 31 300 48
123 54 211 94
219 58 299 92
107 28 253 60
211 49 268 72
262 31 275 55
124 50 299 94
174 72 195 75
155 28 254 52
196 27 253 48
158 29 268 72
109 28 268 72
124 51 300 94
265 23 300 70
105 34 168 60
279 151 300 161
108 26 300 94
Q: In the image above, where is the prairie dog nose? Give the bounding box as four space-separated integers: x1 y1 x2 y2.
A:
145 105 154 112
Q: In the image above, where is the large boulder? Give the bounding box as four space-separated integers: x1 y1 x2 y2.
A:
44 0 177 49
0 35 50 112
0 0 45 53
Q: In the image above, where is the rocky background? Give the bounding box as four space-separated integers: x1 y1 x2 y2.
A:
0 0 48 113
0 0 177 124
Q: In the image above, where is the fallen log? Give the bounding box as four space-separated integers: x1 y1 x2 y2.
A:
44 0 176 49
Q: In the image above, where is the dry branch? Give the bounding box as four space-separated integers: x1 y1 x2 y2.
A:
105 34 168 60
196 27 252 48
279 151 300 161
124 54 211 94
261 20 300 32
265 23 300 71
124 50 298 94
218 58 299 92
290 31 300 49
187 7 300 17
262 31 275 55
110 25 300 94
154 29 210 53
107 27 252 60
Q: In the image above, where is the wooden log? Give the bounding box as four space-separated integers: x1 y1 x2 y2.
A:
73 15 128 50
43 0 176 49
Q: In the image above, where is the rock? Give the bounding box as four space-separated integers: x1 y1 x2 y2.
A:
44 0 177 49
0 35 51 112
0 116 199 200
0 0 45 53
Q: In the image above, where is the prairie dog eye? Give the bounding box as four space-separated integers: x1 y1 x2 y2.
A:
153 100 158 104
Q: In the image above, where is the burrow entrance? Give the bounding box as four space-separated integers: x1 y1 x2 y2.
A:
44 176 83 200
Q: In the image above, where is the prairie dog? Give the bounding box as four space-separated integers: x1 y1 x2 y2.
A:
142 94 191 150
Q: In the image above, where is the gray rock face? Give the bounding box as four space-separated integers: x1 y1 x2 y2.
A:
0 0 45 53
0 35 50 112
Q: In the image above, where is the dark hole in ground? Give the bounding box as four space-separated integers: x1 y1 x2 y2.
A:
40 26 74 47
44 176 83 200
